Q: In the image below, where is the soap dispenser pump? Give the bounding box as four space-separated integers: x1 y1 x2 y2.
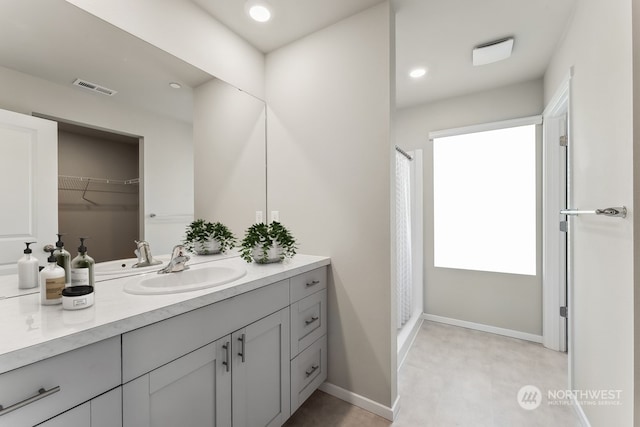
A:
70 237 95 288
18 242 39 289
40 248 65 305
53 233 71 285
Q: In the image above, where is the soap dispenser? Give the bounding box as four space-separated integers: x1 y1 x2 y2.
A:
53 233 71 285
18 242 39 289
40 248 65 305
70 237 95 288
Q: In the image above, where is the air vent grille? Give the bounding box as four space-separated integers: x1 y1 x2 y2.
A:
72 78 117 96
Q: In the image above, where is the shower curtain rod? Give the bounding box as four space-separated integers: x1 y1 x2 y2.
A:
395 145 413 161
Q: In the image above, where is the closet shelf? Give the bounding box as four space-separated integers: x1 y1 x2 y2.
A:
58 175 139 195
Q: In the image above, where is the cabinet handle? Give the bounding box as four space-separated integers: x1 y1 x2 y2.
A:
222 341 230 372
0 386 61 416
305 365 319 378
306 280 320 287
238 334 246 363
305 316 319 326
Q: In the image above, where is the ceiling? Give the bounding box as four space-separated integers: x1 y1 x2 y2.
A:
0 0 213 123
193 0 578 109
1 0 579 116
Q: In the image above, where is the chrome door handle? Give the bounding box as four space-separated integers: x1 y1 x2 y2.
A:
0 386 61 416
561 206 627 218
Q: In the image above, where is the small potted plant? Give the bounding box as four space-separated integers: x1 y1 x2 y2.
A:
240 221 297 263
183 219 236 255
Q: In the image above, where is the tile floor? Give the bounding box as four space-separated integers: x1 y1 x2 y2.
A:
284 321 583 426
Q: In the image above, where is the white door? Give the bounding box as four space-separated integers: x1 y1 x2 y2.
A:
232 309 290 427
122 338 231 427
0 108 57 273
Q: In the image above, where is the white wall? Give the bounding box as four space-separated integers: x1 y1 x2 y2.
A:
0 65 194 255
65 0 265 99
395 80 544 335
265 2 395 411
544 0 634 425
193 79 266 238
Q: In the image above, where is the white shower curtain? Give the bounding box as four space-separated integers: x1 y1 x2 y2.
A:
396 149 412 328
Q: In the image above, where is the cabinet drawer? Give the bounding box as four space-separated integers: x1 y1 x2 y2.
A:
0 337 121 427
290 335 327 414
290 289 327 357
290 267 327 303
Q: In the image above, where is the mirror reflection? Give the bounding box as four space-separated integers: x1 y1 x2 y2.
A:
0 0 266 265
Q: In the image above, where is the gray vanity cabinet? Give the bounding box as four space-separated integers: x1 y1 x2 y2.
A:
0 337 121 427
121 279 292 427
38 387 122 427
231 309 290 427
123 308 290 427
123 338 231 427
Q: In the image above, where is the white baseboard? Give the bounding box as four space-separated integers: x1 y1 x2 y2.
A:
319 382 398 421
397 315 423 370
422 314 543 343
571 395 592 427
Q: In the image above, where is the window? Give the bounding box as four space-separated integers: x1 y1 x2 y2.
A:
431 117 539 276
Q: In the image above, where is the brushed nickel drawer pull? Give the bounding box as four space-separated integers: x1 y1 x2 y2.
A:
222 341 230 372
0 386 61 416
305 365 319 377
238 334 246 363
306 280 320 287
305 316 319 326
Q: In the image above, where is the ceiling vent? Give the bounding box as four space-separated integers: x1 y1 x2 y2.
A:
72 78 117 96
472 37 514 66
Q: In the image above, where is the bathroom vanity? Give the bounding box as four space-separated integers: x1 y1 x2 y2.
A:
0 254 329 427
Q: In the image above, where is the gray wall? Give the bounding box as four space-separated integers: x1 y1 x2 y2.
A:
395 79 544 335
265 3 395 409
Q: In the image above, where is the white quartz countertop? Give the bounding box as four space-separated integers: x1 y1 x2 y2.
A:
0 254 330 374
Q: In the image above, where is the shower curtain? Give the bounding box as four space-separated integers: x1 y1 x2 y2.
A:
396 150 413 328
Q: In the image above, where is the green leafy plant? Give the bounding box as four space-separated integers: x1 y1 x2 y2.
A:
183 219 236 254
240 221 297 263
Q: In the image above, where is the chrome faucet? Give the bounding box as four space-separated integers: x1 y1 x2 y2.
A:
133 240 162 268
158 245 190 274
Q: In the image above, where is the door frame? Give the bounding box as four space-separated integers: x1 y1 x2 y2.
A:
542 69 573 385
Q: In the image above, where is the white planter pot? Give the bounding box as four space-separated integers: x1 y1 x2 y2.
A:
194 239 221 255
252 243 284 264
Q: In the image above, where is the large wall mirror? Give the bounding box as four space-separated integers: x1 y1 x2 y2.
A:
0 0 266 266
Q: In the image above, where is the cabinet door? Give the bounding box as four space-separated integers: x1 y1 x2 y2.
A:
123 338 231 427
232 308 290 427
91 387 122 427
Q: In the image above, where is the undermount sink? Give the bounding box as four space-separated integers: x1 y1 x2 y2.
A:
95 257 169 276
123 264 247 295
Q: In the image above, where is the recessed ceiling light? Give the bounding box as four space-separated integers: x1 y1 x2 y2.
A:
409 68 427 79
246 1 272 22
169 82 182 89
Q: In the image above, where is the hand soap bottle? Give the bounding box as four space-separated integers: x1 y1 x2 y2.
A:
70 237 95 288
40 249 65 305
18 242 39 289
53 233 71 285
